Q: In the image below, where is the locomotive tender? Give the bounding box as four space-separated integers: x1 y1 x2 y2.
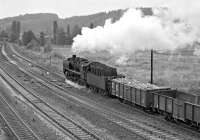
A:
63 55 200 130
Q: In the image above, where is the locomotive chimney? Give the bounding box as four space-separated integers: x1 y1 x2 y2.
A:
72 55 76 59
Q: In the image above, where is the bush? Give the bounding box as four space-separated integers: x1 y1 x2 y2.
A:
26 39 40 51
52 52 64 59
22 31 36 46
44 42 52 53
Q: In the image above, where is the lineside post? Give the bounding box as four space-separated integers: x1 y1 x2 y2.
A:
50 55 51 66
151 49 153 84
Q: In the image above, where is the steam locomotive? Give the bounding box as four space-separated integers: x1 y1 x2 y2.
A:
63 55 200 130
63 55 121 94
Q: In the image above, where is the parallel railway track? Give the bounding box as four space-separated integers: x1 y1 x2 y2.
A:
8 43 64 77
2 43 200 139
0 93 40 140
5 45 200 139
0 60 101 140
20 69 187 140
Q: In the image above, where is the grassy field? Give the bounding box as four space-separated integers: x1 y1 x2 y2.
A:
15 44 200 94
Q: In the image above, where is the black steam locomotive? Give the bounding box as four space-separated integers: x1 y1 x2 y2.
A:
63 55 200 130
63 55 120 94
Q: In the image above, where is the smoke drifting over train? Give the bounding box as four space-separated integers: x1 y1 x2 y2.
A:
72 0 200 65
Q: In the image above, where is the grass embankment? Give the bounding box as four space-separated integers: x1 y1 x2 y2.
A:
14 44 72 73
14 44 200 94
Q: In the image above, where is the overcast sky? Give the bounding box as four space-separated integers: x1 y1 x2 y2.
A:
0 0 166 19
0 0 131 19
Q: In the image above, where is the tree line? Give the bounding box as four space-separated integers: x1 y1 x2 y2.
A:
0 20 95 48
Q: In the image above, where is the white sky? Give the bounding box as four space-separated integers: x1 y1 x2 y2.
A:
0 0 131 19
0 0 167 19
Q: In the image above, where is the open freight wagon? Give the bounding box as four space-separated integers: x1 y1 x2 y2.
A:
111 78 174 110
111 78 200 126
152 87 200 124
184 102 200 127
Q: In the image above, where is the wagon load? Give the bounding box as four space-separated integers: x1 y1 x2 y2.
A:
173 91 200 123
111 78 174 109
175 91 200 104
88 62 117 76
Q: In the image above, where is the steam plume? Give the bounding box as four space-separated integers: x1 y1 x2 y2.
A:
72 0 200 64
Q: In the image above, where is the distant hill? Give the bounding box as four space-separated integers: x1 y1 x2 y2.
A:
0 8 152 36
0 9 125 35
0 13 59 35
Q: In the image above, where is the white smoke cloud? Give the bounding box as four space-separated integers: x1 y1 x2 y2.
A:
72 0 200 65
132 0 200 29
115 55 129 66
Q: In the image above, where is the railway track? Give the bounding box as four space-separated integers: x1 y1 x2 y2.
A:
4 45 199 139
11 43 200 136
21 70 186 140
0 93 40 140
0 59 101 139
8 43 64 77
2 43 200 139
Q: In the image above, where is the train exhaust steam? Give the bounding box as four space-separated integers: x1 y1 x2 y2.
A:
72 0 200 65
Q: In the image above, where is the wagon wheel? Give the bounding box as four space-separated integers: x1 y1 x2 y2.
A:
102 90 108 96
164 115 170 121
118 98 124 103
104 90 109 96
198 126 200 132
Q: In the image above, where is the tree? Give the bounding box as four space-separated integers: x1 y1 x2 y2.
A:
16 21 21 39
10 21 17 42
10 20 20 42
27 39 39 50
56 28 66 45
0 30 8 41
53 21 58 44
40 32 45 46
22 30 36 46
112 17 116 23
44 41 52 53
67 24 70 35
66 24 72 45
90 22 94 29
66 35 72 45
72 24 81 38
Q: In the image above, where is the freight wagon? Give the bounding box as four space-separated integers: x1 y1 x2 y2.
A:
63 55 200 130
154 91 200 126
153 93 187 121
111 78 174 110
176 91 200 104
185 102 200 128
111 77 200 127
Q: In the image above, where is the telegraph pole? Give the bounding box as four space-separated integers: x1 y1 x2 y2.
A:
50 55 51 66
151 49 153 84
